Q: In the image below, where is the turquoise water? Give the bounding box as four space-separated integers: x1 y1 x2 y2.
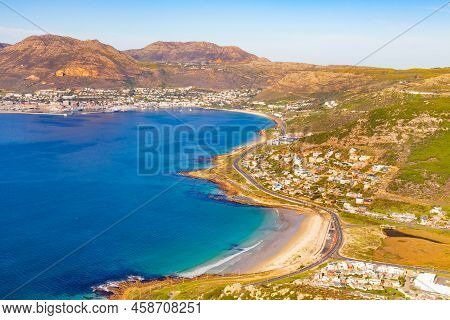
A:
0 110 275 299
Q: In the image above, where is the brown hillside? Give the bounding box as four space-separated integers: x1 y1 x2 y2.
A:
0 35 141 88
125 41 267 63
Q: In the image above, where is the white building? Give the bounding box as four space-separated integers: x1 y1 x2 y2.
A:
390 212 417 222
272 182 282 191
414 273 450 296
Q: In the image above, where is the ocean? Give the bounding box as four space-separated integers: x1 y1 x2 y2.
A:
0 109 276 299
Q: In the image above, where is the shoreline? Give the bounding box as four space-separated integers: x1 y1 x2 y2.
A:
178 208 306 277
187 208 328 276
0 110 68 116
0 106 283 126
201 106 284 133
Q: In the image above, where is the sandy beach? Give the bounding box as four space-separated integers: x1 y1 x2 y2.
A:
247 209 330 273
220 207 330 274
179 207 330 277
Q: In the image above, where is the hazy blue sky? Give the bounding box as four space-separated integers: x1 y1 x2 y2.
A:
0 0 449 68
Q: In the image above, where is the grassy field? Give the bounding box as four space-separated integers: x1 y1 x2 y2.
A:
340 211 387 226
373 227 450 271
113 274 266 300
368 198 432 217
341 224 385 261
339 211 389 261
394 130 450 186
366 95 449 133
331 67 450 81
286 109 361 135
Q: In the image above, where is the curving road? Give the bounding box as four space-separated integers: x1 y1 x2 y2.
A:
232 139 345 285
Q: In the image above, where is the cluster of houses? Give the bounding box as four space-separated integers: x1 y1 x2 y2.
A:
131 87 259 108
248 99 317 122
0 87 260 114
267 134 301 146
307 261 450 299
243 144 449 228
324 100 339 108
343 202 448 228
310 261 406 292
250 99 314 112
243 146 387 207
159 61 224 70
418 207 448 227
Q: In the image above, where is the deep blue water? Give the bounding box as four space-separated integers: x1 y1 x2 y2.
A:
0 110 275 299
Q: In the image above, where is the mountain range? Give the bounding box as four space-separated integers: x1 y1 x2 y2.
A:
0 35 275 90
0 34 448 100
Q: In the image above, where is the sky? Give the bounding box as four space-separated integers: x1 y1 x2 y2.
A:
0 0 449 68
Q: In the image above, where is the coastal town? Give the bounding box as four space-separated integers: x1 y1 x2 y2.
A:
0 87 260 114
